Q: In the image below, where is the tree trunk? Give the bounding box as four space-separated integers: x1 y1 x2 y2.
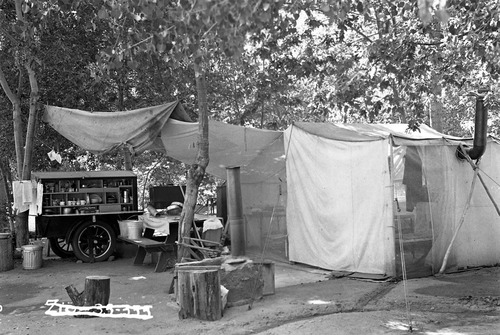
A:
0 0 41 248
21 61 39 180
14 211 28 248
430 95 443 133
117 74 133 170
391 79 407 123
0 66 31 247
0 66 24 178
0 158 14 232
124 149 133 170
177 62 210 261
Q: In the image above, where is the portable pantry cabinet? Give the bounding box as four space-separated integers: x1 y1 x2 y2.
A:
32 171 142 262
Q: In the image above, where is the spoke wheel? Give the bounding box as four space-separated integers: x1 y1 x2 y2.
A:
71 221 116 262
48 237 74 258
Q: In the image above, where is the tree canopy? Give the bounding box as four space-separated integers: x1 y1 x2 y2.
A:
0 0 499 182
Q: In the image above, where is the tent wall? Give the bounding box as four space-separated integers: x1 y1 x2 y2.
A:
241 179 287 261
284 125 395 275
421 141 500 272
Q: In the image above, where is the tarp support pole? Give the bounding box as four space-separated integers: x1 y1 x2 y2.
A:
386 137 397 278
227 167 245 256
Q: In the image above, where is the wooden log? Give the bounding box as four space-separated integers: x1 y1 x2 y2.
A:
65 284 84 306
84 275 110 306
178 269 221 321
171 265 222 296
65 276 110 318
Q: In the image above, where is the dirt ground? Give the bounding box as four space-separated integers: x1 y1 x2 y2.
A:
0 247 499 335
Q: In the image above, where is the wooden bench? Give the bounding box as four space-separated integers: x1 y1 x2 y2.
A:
118 228 175 272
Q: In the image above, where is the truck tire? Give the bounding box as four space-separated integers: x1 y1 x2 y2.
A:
48 237 74 258
71 220 116 262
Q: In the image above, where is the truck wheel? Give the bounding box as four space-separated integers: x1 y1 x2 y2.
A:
71 221 116 262
48 237 74 258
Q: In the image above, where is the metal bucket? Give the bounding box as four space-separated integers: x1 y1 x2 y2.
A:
117 220 129 238
22 244 43 270
126 221 143 240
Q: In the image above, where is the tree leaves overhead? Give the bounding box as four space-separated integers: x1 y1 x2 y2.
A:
3 0 500 146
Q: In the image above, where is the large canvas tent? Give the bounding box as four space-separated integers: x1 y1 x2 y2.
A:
284 122 500 277
43 103 500 277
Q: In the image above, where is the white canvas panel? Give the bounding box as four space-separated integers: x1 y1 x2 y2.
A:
421 142 500 272
285 125 392 274
451 143 500 268
161 119 284 183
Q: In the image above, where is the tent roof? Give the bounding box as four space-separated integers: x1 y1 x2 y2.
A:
43 102 191 155
292 122 467 146
43 101 477 182
43 103 284 183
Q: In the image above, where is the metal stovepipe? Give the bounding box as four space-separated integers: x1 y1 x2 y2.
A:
226 167 245 256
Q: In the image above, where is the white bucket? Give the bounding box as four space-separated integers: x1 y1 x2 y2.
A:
22 244 43 270
118 220 129 238
126 221 143 240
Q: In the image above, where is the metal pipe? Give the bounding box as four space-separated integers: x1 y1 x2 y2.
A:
467 90 488 159
226 167 245 256
456 88 489 160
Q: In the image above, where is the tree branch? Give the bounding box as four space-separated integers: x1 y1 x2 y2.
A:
0 66 20 106
14 0 26 23
344 21 372 43
411 41 443 46
0 26 19 46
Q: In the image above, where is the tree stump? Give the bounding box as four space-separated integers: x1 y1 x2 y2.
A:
0 235 14 272
178 268 221 321
65 275 110 317
83 276 110 306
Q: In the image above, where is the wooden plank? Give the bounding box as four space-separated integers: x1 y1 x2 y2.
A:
176 265 221 271
44 210 143 217
32 170 136 179
176 257 223 267
184 237 222 247
155 251 173 272
118 236 166 248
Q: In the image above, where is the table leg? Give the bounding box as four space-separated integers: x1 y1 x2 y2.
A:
133 247 147 265
155 251 170 272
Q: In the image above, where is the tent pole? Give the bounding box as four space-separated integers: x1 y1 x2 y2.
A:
387 138 397 278
226 167 245 256
438 164 479 274
477 172 500 217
